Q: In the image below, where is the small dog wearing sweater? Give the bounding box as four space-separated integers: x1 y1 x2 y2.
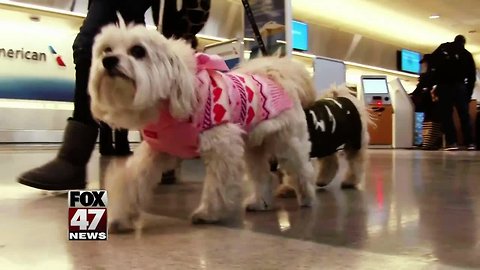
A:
88 21 317 232
276 86 371 196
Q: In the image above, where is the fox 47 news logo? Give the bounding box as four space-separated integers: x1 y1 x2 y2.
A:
68 190 108 241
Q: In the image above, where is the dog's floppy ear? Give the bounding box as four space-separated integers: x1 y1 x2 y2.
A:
167 44 197 120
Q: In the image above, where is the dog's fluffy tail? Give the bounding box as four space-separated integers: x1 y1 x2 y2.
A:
285 61 317 108
318 84 355 100
320 84 376 130
234 57 316 108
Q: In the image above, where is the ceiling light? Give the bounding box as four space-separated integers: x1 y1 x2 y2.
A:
292 0 480 54
29 15 40 22
429 15 440 19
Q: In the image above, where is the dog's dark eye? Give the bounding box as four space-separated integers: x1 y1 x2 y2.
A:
104 47 112 53
129 45 146 59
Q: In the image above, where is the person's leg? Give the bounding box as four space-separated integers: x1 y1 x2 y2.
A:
453 84 473 148
158 0 211 184
17 0 119 190
437 84 457 149
17 62 100 189
114 129 132 156
99 122 115 156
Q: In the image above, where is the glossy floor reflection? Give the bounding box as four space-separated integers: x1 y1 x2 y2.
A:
0 146 479 269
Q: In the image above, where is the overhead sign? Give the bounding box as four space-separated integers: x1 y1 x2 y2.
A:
0 8 78 102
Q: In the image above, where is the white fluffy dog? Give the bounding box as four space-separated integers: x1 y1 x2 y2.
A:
277 86 371 196
88 22 317 232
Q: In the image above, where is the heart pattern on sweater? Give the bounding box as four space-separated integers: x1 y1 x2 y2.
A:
246 86 254 102
246 107 255 125
213 87 222 102
213 104 226 123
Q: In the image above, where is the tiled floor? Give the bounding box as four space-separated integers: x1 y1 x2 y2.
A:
0 146 479 269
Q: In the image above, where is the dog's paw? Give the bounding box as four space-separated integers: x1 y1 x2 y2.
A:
298 195 314 208
108 211 139 234
275 184 297 198
297 187 316 208
294 181 316 208
191 207 221 224
316 182 329 188
245 196 273 211
341 183 358 190
109 219 135 234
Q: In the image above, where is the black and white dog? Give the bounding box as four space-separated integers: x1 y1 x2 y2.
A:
274 86 371 195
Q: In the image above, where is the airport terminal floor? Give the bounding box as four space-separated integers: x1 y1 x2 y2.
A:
1 145 480 269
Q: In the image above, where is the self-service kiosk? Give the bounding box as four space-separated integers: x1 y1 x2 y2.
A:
390 79 415 148
360 75 393 147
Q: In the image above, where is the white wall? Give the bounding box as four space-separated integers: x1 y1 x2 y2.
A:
472 71 480 103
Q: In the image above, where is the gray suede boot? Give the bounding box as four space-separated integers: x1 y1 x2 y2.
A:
17 119 98 190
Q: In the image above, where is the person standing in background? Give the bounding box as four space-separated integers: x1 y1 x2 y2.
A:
411 54 443 150
17 0 211 190
430 35 477 151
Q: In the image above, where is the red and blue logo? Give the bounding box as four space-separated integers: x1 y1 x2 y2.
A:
48 45 66 67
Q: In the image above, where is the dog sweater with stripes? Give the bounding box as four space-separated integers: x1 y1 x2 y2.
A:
305 97 362 158
141 53 293 159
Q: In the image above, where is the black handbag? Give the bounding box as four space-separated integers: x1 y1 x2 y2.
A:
410 88 430 112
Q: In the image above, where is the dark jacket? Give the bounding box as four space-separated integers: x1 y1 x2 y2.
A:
411 71 434 112
430 42 476 98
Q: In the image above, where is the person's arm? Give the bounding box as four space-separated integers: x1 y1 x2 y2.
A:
428 43 447 86
465 52 477 99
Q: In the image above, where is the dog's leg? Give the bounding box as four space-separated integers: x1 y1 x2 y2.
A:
107 142 178 232
341 148 366 189
191 124 244 224
316 154 339 188
275 172 298 198
275 137 316 207
244 145 279 211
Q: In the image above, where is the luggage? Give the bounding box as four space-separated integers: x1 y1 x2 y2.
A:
422 121 443 150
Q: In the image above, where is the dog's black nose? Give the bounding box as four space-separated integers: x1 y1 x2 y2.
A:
102 56 119 71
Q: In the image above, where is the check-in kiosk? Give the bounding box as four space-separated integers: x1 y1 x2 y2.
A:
360 75 393 147
390 79 415 148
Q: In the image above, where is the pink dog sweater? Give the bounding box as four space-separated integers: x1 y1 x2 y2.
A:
141 53 293 159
